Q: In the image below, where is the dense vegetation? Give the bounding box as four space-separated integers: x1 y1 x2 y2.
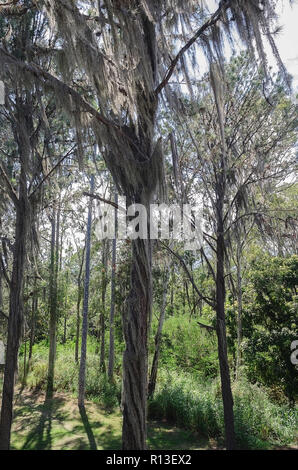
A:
0 0 297 451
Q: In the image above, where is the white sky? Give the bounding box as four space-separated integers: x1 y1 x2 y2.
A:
274 0 298 89
205 0 298 90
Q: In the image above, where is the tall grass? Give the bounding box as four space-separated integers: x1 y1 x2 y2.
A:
24 340 120 411
148 369 298 449
23 341 297 449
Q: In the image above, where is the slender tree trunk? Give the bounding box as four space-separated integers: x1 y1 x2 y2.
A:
215 177 236 450
46 205 59 399
63 316 67 344
148 265 170 398
78 176 94 407
108 192 117 380
23 332 27 384
75 246 85 363
122 196 152 450
170 265 174 312
0 267 3 312
99 239 108 372
47 212 57 398
235 245 243 380
75 284 82 363
0 167 29 450
62 271 69 344
29 284 37 360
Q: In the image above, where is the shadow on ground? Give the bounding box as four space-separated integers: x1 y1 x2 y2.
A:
10 389 212 450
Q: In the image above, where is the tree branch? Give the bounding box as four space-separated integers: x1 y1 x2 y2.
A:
83 192 126 212
155 0 231 95
0 252 11 287
0 160 19 207
0 48 148 159
197 320 215 332
159 241 215 308
0 309 8 320
29 145 77 199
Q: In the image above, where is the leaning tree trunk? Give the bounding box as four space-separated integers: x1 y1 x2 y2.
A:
0 168 29 450
122 215 152 450
215 180 236 450
148 265 170 398
78 175 94 407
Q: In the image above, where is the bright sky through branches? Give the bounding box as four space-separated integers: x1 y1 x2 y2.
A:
274 0 298 88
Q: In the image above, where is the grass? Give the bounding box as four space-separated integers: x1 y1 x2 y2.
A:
149 369 298 450
12 340 298 450
10 389 211 450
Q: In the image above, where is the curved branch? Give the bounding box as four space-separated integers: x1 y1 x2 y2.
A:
0 160 19 207
159 241 215 308
155 0 232 95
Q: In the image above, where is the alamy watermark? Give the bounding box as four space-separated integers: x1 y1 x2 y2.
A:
0 340 5 365
95 197 204 251
0 80 4 105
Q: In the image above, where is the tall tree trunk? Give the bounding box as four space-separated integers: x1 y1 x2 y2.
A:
0 266 3 312
46 205 59 399
215 177 236 450
75 245 85 363
170 265 174 312
99 239 108 372
148 265 170 398
22 328 27 384
75 285 82 363
78 176 94 407
235 244 243 380
29 283 37 361
62 271 69 344
0 166 29 450
122 196 152 450
108 192 117 380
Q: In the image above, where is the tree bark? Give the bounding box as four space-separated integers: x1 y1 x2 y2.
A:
75 285 82 363
78 175 94 407
46 208 59 399
99 239 108 373
235 243 243 380
75 245 85 363
108 192 117 380
0 266 3 313
62 271 69 344
29 283 37 360
0 167 29 450
215 175 236 450
148 265 170 398
122 225 152 450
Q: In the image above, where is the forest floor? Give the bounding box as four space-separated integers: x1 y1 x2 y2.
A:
10 388 220 450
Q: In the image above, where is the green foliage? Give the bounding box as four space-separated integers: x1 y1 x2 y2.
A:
149 370 298 449
243 255 298 401
25 340 120 412
149 314 219 379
